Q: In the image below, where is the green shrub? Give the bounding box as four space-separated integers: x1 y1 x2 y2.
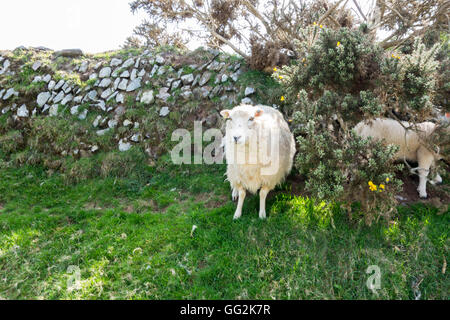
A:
100 148 149 181
275 27 443 224
0 130 23 155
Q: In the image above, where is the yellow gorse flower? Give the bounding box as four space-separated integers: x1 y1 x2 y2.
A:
280 96 285 101
337 41 341 47
386 177 390 183
368 181 377 192
273 67 277 72
320 24 323 28
278 75 283 79
391 53 401 59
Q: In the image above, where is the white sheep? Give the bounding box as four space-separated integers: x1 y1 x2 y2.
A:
220 104 296 219
354 118 445 198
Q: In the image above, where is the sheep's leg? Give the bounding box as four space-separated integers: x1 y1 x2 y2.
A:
259 187 270 220
432 173 443 185
416 146 433 198
232 188 239 202
233 188 246 220
430 163 442 185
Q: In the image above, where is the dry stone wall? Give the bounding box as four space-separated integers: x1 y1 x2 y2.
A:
0 47 266 162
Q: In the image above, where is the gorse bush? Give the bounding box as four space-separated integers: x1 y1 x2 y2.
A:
275 26 445 224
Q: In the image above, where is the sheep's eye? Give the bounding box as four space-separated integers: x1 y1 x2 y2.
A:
226 117 232 122
249 117 254 122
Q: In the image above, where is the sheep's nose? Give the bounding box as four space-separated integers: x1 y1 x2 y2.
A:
234 136 241 143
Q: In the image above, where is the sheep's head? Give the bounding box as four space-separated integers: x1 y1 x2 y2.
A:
220 105 264 145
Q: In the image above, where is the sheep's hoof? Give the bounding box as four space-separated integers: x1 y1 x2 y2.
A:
259 211 267 220
418 190 428 199
433 176 443 185
233 212 241 220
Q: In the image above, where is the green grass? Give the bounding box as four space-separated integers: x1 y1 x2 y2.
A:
0 155 447 300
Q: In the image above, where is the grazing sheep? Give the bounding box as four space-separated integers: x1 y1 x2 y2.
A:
220 104 296 219
354 118 445 198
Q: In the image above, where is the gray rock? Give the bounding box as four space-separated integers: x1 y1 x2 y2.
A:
96 128 111 136
78 109 88 120
54 49 83 58
199 72 212 86
119 140 132 152
140 91 154 104
118 79 128 91
131 133 141 142
53 91 65 104
32 61 42 71
0 89 4 99
107 91 118 101
160 106 170 117
17 104 29 117
130 69 138 80
3 88 18 100
37 92 51 107
108 119 118 128
40 104 50 114
181 90 193 99
49 104 59 116
192 74 200 87
156 87 171 101
54 80 65 91
122 58 135 69
111 67 121 78
110 58 123 67
157 67 166 76
113 78 121 90
126 78 141 92
3 59 10 70
99 78 112 88
221 74 229 83
99 67 112 78
89 73 98 80
79 61 89 73
93 62 102 70
61 94 73 106
171 80 181 91
70 105 80 115
181 73 194 84
101 88 112 100
193 86 211 99
138 69 145 77
245 87 255 96
62 82 72 94
93 115 102 127
47 80 55 90
116 93 125 104
32 76 43 83
123 120 133 127
231 69 242 82
155 55 165 65
120 70 130 78
43 74 52 83
241 97 254 104
150 65 158 77
87 90 97 101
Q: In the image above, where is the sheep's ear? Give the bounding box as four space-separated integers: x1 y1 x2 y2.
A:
254 109 263 117
220 110 230 119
